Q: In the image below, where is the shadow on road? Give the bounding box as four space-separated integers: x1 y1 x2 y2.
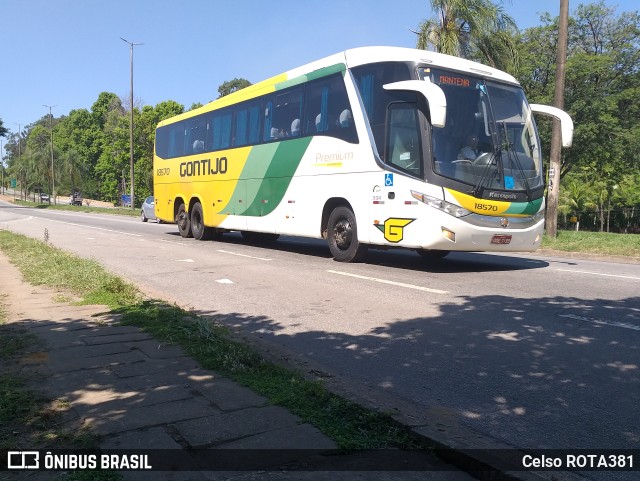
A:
198 293 640 452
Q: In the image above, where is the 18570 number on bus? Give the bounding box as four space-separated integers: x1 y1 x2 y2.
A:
475 202 498 212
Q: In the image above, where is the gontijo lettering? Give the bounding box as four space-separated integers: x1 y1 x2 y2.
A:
179 157 228 177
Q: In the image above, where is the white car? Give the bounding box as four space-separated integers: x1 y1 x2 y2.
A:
140 196 157 222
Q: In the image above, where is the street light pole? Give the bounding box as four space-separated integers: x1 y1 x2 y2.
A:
120 37 143 210
43 105 56 204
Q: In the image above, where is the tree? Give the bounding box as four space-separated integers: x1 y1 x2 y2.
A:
135 100 184 199
414 0 518 69
545 0 569 238
514 2 640 234
217 78 252 98
0 118 9 138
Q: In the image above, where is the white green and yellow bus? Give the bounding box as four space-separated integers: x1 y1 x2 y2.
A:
153 46 573 262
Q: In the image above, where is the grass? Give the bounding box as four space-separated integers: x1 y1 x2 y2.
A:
541 230 640 258
0 232 139 307
0 229 428 451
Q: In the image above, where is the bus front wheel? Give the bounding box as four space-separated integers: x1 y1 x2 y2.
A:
176 203 193 238
190 202 213 241
327 206 367 262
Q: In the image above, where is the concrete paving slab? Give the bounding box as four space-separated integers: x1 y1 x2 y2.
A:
113 357 201 378
121 369 207 391
47 350 147 372
174 406 301 448
215 423 337 450
86 396 216 435
125 339 187 359
48 341 136 360
81 331 154 345
102 426 184 449
40 367 119 396
194 377 268 411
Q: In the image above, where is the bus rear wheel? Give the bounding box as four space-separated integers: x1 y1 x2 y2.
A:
327 206 367 262
190 202 213 241
176 203 193 238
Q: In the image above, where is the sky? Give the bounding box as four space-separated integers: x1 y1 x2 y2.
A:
0 0 637 135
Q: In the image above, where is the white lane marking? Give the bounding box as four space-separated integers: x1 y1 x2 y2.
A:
157 239 187 246
37 218 142 237
216 278 234 284
176 259 194 263
559 314 640 332
2 216 34 223
554 268 640 281
216 249 272 261
328 270 449 295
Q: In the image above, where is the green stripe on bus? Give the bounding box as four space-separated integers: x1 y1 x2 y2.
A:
275 63 346 91
241 137 312 216
505 198 543 216
222 143 279 214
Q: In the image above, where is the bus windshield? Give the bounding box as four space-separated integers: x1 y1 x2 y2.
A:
418 68 543 195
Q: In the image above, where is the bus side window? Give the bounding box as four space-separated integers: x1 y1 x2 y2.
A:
212 111 232 150
303 74 357 143
386 103 422 176
233 107 248 147
271 89 302 140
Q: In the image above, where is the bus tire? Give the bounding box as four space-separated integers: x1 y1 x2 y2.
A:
190 202 213 241
327 206 367 262
176 203 193 238
416 249 449 260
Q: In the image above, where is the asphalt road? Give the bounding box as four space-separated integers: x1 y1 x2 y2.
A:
1 202 638 479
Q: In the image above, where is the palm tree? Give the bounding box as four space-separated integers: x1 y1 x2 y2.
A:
415 0 518 70
560 178 595 231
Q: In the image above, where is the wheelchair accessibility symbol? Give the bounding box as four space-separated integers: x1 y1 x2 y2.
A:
384 173 394 187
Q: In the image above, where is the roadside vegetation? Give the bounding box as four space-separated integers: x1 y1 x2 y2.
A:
541 230 640 259
0 230 429 451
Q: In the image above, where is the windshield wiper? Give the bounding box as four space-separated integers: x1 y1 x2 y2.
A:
471 85 504 198
471 148 501 198
498 121 533 202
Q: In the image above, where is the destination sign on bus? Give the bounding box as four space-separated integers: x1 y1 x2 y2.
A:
438 75 471 88
418 68 474 89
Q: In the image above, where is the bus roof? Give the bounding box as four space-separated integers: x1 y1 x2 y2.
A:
343 46 519 85
157 46 519 127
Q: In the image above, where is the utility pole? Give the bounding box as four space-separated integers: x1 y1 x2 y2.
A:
1 139 4 195
545 0 570 238
13 123 22 200
120 37 143 210
43 105 56 204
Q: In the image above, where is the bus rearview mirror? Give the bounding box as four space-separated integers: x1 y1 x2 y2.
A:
383 80 447 128
530 104 574 147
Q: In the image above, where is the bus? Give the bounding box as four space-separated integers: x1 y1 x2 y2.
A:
153 46 573 262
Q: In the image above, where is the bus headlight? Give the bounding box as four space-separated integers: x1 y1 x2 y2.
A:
532 210 545 223
411 190 471 218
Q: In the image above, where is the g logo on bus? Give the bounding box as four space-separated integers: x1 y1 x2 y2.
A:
375 218 415 243
500 217 509 228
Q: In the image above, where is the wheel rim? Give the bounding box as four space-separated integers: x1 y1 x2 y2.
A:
177 211 188 230
333 218 353 251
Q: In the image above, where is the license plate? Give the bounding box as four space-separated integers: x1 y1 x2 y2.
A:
491 234 512 245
